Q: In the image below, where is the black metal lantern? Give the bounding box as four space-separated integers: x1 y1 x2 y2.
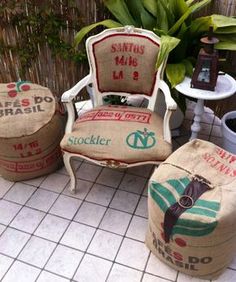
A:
191 27 219 91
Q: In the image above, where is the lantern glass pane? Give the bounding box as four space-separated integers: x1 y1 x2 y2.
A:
197 59 211 83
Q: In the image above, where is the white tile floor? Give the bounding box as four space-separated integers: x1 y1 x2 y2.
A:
0 99 235 282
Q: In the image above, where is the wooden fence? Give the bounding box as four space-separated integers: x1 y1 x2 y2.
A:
0 0 235 115
0 0 105 100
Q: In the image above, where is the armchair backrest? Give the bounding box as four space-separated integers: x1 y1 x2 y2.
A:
86 26 166 108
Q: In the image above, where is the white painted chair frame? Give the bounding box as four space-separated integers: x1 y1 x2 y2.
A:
61 26 177 193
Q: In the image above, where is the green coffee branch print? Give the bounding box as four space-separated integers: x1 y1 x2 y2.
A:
149 177 220 239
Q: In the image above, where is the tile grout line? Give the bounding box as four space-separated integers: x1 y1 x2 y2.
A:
70 166 127 281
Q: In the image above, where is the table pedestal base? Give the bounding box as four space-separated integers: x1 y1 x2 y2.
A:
190 99 204 140
175 74 236 141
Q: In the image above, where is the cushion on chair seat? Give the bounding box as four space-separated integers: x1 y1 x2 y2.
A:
60 105 172 166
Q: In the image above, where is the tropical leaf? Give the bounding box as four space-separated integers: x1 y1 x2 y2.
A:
188 15 236 49
186 0 195 6
74 19 122 47
209 15 236 34
72 0 235 113
166 63 186 88
125 0 156 29
214 33 236 50
142 0 157 17
167 0 178 17
216 33 236 42
189 0 211 14
168 0 211 36
190 14 236 35
126 0 142 26
156 35 180 68
140 12 156 30
211 14 236 30
155 0 169 32
168 9 191 36
175 0 189 18
176 21 188 38
189 16 212 36
182 59 194 77
104 0 137 26
158 0 175 28
153 28 168 37
171 23 190 62
215 26 236 34
215 41 236 50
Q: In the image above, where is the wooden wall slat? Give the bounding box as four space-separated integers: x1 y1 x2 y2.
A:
0 0 235 116
0 0 102 98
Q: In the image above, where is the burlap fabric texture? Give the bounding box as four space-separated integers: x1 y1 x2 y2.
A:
146 139 236 280
60 105 172 166
0 82 65 181
92 33 159 96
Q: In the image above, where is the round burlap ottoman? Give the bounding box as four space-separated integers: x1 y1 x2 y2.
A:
146 139 236 280
0 81 65 181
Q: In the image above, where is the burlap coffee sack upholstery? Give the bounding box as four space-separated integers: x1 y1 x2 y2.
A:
0 82 55 138
0 82 65 181
60 105 172 166
146 139 236 279
92 34 159 96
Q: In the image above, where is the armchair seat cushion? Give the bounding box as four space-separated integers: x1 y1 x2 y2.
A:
60 105 172 166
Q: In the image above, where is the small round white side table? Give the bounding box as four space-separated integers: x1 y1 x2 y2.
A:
175 74 236 140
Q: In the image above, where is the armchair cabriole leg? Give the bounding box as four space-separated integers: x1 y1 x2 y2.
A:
63 153 76 193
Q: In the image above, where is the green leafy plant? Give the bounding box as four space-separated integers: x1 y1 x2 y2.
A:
74 0 236 112
0 0 86 77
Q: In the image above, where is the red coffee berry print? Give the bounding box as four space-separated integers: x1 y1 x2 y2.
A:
8 90 18 97
160 222 187 247
21 84 31 91
7 83 16 89
175 237 187 247
6 81 31 97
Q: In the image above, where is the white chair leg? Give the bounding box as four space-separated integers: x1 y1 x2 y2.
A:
63 153 76 193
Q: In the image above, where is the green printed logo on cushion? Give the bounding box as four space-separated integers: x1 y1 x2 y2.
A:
68 135 111 146
126 128 156 149
149 177 220 240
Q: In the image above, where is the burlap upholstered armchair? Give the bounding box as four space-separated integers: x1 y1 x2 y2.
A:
60 26 177 193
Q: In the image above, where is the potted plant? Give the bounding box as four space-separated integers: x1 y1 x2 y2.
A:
221 111 236 154
74 0 236 114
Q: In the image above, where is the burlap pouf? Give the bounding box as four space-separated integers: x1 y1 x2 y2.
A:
146 139 236 280
0 81 65 181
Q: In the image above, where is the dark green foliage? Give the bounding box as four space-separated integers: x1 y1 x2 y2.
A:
0 0 86 77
